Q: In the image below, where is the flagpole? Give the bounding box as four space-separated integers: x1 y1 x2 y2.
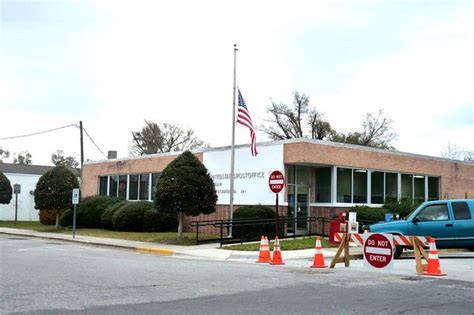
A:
229 44 238 237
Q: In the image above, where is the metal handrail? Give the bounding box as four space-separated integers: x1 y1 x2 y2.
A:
191 216 318 246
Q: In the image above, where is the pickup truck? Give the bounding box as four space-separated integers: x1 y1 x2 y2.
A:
368 199 474 258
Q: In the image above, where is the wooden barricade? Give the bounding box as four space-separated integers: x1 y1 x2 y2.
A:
330 233 430 272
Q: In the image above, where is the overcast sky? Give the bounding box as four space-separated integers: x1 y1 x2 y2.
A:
0 0 473 166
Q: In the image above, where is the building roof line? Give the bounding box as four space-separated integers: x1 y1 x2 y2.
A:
83 138 474 167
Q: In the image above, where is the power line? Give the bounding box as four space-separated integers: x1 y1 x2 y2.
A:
0 123 78 141
82 127 108 159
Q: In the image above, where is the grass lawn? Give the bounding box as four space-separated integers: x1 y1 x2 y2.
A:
224 236 335 251
0 221 216 246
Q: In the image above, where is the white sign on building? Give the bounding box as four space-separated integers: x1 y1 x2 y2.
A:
203 144 284 205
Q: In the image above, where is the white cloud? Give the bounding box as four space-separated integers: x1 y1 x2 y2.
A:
317 2 474 156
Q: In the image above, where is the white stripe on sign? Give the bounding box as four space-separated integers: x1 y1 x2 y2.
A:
365 247 391 255
269 179 284 185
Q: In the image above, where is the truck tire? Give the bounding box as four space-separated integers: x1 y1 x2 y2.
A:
394 245 404 259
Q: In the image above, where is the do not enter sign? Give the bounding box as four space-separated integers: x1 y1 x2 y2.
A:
269 170 284 194
363 233 394 269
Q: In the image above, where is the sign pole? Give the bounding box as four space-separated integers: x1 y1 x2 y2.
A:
275 193 279 237
72 188 80 239
13 184 20 224
73 204 77 239
14 192 18 224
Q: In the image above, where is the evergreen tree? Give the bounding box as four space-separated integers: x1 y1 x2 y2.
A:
34 166 79 228
0 172 13 204
155 151 217 238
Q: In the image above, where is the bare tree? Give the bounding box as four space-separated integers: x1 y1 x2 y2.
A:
131 121 208 156
13 151 32 165
308 109 333 140
441 143 473 162
0 147 10 163
51 150 79 168
131 120 163 155
260 91 333 140
331 109 397 149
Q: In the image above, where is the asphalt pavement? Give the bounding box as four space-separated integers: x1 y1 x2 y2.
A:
1 234 474 314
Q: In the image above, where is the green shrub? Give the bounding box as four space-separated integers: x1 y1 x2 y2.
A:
39 209 57 225
155 151 217 238
233 205 279 240
349 205 386 223
154 208 178 232
383 200 420 218
112 201 155 231
76 196 121 228
59 208 73 227
143 210 161 232
0 172 12 204
101 201 128 230
34 166 79 227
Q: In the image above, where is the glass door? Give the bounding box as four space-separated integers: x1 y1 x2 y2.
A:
287 165 310 235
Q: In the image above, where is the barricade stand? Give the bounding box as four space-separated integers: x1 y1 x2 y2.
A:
411 236 429 274
329 233 351 268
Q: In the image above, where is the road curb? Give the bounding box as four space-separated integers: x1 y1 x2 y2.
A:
135 247 175 256
0 230 175 256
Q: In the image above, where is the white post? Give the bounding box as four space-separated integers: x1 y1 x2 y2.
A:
229 44 238 237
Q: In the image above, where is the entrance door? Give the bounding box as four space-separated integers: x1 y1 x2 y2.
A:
287 185 309 235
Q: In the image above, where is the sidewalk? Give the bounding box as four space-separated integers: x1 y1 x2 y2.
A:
0 227 354 262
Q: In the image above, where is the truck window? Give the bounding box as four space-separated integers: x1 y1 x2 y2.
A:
416 204 449 221
452 202 471 220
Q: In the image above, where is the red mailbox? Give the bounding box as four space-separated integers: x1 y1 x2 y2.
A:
329 212 347 244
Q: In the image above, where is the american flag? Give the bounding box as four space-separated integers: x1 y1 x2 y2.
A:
237 89 258 156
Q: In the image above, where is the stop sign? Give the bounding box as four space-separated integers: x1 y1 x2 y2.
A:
268 170 284 193
363 233 393 269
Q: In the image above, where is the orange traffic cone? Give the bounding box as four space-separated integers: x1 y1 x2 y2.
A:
270 236 285 265
423 237 447 276
256 236 271 263
310 236 327 268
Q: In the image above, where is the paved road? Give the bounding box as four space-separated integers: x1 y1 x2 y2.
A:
1 235 474 314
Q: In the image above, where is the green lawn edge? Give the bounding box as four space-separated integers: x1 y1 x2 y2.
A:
224 236 334 251
0 221 216 246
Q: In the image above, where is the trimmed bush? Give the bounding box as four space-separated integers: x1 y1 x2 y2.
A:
39 209 57 225
233 205 279 240
143 210 161 232
0 172 12 204
59 208 73 227
383 200 420 219
155 150 217 238
101 201 128 230
349 205 386 223
76 196 122 228
112 201 155 231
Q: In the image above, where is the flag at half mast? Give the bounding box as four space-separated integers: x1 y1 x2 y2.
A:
237 89 258 156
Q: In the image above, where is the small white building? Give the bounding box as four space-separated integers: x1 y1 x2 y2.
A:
0 163 54 221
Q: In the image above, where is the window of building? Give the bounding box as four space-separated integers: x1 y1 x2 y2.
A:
139 173 150 200
385 172 397 203
151 173 161 201
371 171 384 204
314 167 331 202
452 202 471 220
413 175 425 204
337 168 352 203
416 204 449 221
353 169 367 203
129 174 139 200
401 174 413 203
118 175 127 199
296 166 310 186
428 177 439 201
99 176 108 196
109 175 118 197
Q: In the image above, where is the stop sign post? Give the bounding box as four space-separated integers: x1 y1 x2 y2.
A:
363 233 394 270
269 171 284 237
